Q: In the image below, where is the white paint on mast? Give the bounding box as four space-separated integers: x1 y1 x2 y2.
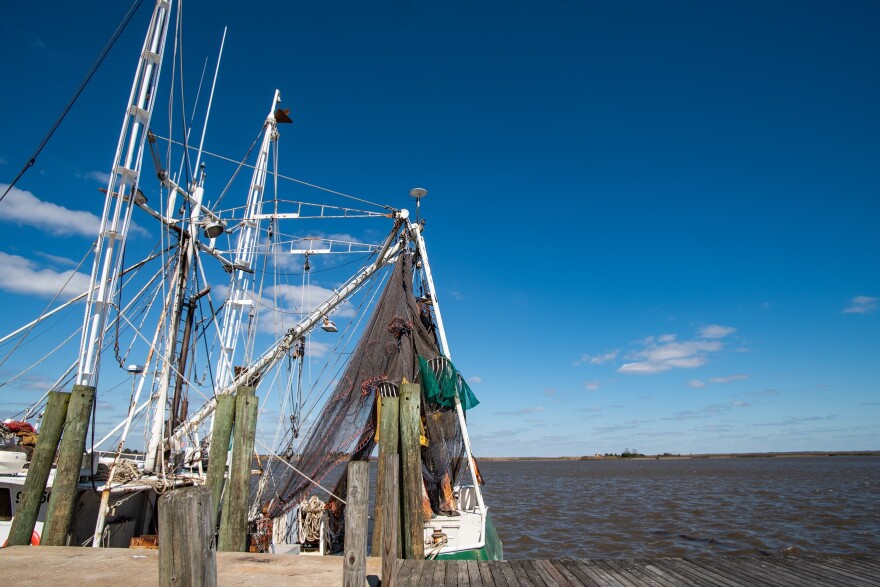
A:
214 91 283 391
409 220 488 523
77 0 174 388
144 178 206 472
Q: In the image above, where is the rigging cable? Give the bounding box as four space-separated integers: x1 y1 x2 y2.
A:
0 243 93 368
152 136 394 211
0 0 144 203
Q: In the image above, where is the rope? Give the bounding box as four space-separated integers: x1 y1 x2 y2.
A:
94 458 141 483
299 495 326 543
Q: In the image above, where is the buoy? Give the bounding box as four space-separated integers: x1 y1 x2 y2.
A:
1 530 39 547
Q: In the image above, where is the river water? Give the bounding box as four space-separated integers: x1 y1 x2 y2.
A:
477 456 880 559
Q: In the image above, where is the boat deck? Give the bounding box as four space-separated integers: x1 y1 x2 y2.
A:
395 556 880 587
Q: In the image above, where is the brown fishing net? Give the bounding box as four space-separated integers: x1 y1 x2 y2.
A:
266 253 447 519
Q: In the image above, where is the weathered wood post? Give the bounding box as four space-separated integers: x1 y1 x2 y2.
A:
399 383 424 559
159 485 216 587
343 460 369 587
218 386 258 552
372 394 399 556
7 391 70 545
381 453 400 587
205 393 236 527
43 384 95 545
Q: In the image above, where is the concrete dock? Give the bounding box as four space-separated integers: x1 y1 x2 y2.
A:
0 546 381 586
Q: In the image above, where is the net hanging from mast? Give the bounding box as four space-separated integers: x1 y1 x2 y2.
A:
266 252 440 518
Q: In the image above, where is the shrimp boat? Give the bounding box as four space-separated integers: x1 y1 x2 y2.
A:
0 0 501 560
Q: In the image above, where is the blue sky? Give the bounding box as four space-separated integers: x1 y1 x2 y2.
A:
0 1 877 457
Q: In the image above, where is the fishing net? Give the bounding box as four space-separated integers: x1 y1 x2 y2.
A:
264 251 481 539
266 253 441 519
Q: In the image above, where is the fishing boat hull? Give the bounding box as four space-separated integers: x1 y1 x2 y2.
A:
432 513 503 561
0 451 28 476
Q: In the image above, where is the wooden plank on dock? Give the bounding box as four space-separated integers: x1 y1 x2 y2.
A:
820 556 880 584
479 559 500 587
468 559 486 587
453 560 470 587
489 561 512 587
396 559 422 587
575 559 631 587
392 556 880 587
508 560 539 587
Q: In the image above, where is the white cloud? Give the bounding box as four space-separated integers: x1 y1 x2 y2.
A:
618 327 734 375
0 251 90 298
520 407 545 414
573 349 619 366
708 374 750 384
584 381 600 391
688 379 706 388
83 170 112 184
843 296 878 314
495 406 545 416
34 252 79 267
0 184 101 237
468 376 482 384
699 324 737 339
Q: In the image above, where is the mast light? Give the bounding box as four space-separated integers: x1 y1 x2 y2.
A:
204 221 225 239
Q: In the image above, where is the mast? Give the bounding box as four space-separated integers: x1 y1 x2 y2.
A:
409 220 487 516
214 90 284 391
169 213 408 444
76 0 174 389
144 175 206 473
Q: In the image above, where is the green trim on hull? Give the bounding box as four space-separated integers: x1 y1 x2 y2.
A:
434 513 503 561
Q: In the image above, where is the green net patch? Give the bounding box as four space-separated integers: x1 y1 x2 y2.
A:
418 355 480 411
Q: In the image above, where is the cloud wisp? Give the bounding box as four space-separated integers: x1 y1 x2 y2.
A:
573 349 619 366
843 296 878 314
690 373 751 388
0 184 102 237
618 325 736 375
0 251 90 298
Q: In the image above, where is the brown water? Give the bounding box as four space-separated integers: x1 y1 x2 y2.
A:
478 456 880 559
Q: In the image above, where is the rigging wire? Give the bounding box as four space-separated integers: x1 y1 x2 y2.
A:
0 0 145 203
152 135 394 211
0 244 93 368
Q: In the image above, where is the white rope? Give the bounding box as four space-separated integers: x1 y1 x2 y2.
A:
299 495 326 543
254 439 346 504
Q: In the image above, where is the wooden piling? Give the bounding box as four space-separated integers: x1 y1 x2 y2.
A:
399 383 424 559
343 461 369 587
6 391 70 546
372 394 400 556
205 393 236 527
159 485 216 587
218 386 258 552
382 453 400 587
42 384 95 546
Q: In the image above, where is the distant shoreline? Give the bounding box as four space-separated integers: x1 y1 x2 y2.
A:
254 450 880 461
477 451 880 461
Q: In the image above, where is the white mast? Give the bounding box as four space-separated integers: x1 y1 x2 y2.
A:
76 0 174 389
143 175 206 472
408 207 488 516
214 91 284 391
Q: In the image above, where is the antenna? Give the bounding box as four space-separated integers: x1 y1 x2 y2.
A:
410 187 427 222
